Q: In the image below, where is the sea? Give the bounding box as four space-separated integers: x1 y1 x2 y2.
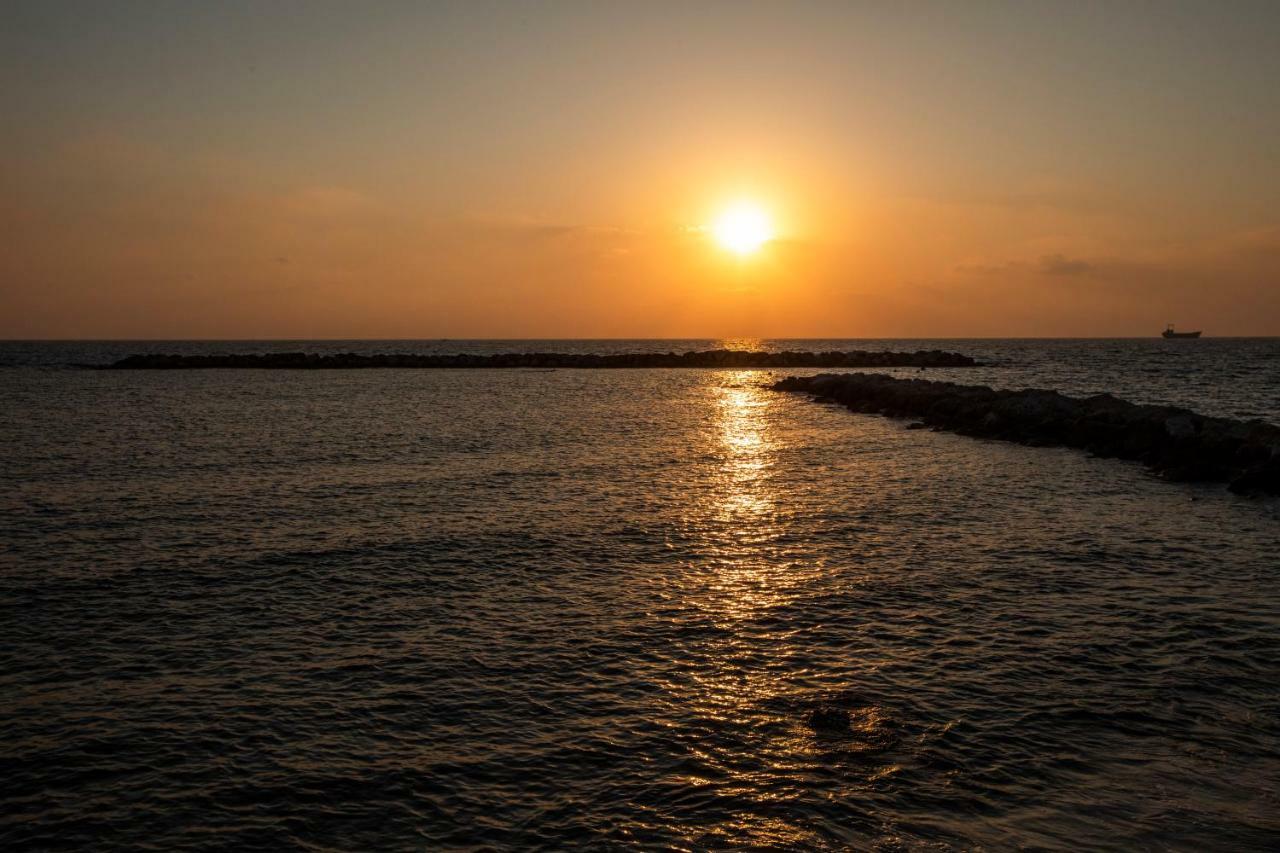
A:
2 339 1279 850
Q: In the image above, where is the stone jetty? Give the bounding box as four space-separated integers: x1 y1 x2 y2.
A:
105 349 980 370
773 372 1280 495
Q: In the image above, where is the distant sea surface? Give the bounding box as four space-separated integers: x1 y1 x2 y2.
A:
3 339 1279 850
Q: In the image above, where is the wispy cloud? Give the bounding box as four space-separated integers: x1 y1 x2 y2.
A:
1038 253 1095 277
957 253 1108 280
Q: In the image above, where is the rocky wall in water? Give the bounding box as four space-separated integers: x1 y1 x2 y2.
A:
106 349 980 370
773 372 1280 495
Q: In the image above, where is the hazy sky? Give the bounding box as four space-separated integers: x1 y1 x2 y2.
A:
3 0 1278 337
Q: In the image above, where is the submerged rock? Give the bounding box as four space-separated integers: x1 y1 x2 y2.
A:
806 706 852 733
104 348 981 371
772 372 1280 495
1164 415 1197 439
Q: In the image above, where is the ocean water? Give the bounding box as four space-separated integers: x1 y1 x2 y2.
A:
2 339 1279 850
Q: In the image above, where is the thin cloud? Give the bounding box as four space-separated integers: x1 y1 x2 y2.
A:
956 254 1100 279
1039 253 1095 276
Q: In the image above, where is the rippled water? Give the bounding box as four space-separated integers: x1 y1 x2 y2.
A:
3 341 1280 849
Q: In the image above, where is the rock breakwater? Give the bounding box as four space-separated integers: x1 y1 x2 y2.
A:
773 373 1280 495
106 349 980 370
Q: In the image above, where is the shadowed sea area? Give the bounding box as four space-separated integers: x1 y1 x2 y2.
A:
2 339 1279 849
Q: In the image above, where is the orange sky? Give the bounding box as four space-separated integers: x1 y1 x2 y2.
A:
3 2 1279 338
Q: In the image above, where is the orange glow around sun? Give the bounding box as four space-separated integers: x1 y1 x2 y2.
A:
712 202 774 255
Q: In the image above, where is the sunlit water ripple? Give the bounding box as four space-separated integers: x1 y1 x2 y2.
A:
2 340 1279 850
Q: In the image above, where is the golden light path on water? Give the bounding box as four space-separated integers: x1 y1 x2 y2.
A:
704 371 784 618
669 366 860 848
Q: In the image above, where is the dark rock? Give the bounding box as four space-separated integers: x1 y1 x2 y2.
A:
806 706 851 733
772 372 1280 496
104 349 981 371
1164 415 1197 439
905 422 927 430
1228 459 1280 495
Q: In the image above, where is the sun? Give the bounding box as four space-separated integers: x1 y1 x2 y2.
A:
712 202 774 255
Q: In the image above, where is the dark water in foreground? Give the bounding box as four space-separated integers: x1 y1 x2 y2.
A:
3 340 1280 850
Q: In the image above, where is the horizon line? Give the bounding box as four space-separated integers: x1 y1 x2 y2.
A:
4 335 1278 343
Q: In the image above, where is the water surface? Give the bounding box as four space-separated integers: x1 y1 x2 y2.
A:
2 341 1279 849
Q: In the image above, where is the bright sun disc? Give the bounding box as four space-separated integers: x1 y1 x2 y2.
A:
712 203 773 255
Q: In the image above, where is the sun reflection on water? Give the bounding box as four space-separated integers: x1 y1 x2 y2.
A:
665 371 863 849
715 337 766 352
712 375 777 524
691 369 795 627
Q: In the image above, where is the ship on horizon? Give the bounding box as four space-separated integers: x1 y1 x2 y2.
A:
1162 324 1202 339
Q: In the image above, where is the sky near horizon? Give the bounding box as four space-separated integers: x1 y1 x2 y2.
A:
3 1 1279 338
